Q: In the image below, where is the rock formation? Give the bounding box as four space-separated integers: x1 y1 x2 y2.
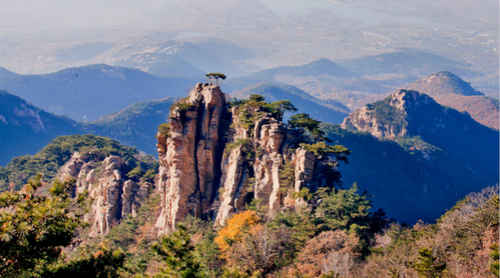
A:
341 89 498 142
155 83 345 234
58 151 153 237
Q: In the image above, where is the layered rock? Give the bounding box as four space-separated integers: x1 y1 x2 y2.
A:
155 83 345 234
58 151 153 237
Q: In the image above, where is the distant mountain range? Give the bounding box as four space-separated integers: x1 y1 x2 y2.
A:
231 82 350 124
225 49 479 110
338 49 475 79
0 64 194 121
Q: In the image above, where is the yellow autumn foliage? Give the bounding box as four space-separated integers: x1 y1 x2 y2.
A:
214 210 260 256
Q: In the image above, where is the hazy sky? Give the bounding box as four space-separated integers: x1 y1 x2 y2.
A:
0 0 496 35
0 1 375 32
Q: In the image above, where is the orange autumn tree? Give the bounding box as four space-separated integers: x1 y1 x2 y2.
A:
214 210 260 256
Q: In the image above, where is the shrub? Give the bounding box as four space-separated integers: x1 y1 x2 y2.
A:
215 211 260 256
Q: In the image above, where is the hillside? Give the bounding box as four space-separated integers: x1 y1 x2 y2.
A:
0 64 194 121
0 134 156 191
85 97 177 154
231 83 349 124
341 89 499 219
0 91 177 164
0 90 81 165
406 71 499 129
324 124 496 222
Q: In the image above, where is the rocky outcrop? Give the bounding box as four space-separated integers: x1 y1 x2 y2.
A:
342 89 440 140
156 83 227 234
58 151 153 237
155 83 345 234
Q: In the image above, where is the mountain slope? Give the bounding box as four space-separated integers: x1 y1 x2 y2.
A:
340 89 499 221
0 90 81 165
324 124 495 223
0 64 194 121
231 83 349 123
0 91 177 164
226 58 355 91
85 97 177 154
0 134 158 237
406 71 498 129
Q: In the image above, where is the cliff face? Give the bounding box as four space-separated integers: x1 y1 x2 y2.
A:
341 89 456 140
155 83 226 233
58 151 153 237
155 83 339 234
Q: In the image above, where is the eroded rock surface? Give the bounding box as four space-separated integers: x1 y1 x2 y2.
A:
58 151 153 237
155 83 343 233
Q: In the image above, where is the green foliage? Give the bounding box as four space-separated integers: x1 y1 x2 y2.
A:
293 187 312 201
278 161 295 192
44 247 126 278
364 187 499 278
288 113 325 140
153 225 205 278
206 73 227 80
232 94 297 131
106 194 161 249
0 135 156 191
315 183 372 235
394 136 441 157
171 100 196 121
225 139 254 160
366 99 407 129
0 175 83 277
412 248 446 278
127 165 144 181
300 141 350 162
158 123 170 137
270 210 316 253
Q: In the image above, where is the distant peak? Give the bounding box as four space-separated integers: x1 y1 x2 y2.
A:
0 66 18 77
411 71 482 96
433 71 458 78
309 58 336 65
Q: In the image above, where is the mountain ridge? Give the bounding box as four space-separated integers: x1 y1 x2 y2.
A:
406 71 498 129
0 64 195 121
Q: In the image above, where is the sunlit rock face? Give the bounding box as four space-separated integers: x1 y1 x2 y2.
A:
155 83 339 234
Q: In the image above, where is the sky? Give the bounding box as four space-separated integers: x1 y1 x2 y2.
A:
0 0 355 32
0 0 497 35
